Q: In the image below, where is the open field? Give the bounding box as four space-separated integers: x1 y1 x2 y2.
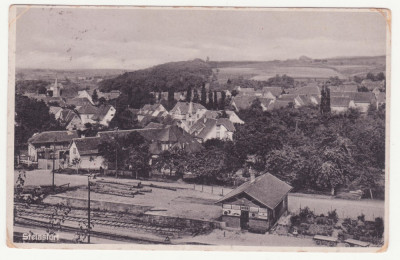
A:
213 56 385 83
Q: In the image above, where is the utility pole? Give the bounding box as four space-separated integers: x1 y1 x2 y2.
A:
87 174 91 244
52 138 57 192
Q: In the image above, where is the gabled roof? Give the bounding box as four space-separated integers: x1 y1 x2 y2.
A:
49 106 63 115
66 97 93 107
292 86 320 95
262 87 282 97
331 97 351 107
92 105 114 121
97 125 203 154
216 173 293 209
258 98 274 108
330 85 358 93
354 92 375 103
330 92 356 99
77 104 99 115
170 102 206 115
191 118 235 139
72 137 101 155
28 130 79 144
217 118 236 132
97 91 120 100
232 96 258 111
61 109 79 124
267 100 292 110
278 94 298 101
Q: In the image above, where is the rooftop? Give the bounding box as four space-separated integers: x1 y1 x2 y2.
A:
216 173 293 209
28 130 79 144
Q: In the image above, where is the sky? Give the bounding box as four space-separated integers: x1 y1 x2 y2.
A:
15 7 388 70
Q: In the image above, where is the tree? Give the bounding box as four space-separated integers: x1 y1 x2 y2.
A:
167 88 176 110
98 132 151 179
14 94 63 154
186 85 192 102
320 86 331 114
125 132 151 179
98 97 106 106
265 145 305 185
92 89 98 104
208 90 214 110
376 72 385 81
200 85 207 106
213 91 218 110
219 91 226 110
71 158 81 174
366 72 376 81
193 88 200 103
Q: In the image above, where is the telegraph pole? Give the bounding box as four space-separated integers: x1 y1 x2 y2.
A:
52 138 57 192
87 175 91 244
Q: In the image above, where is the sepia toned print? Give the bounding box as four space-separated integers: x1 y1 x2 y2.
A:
7 6 390 251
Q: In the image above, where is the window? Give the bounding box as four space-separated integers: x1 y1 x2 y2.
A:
216 132 220 138
73 148 76 154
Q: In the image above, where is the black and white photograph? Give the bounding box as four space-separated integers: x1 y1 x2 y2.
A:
7 5 390 251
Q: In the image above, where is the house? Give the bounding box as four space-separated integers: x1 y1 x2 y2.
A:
216 173 292 231
59 109 84 130
353 92 376 113
97 90 121 101
169 102 207 131
291 85 321 96
65 97 93 109
330 97 355 113
361 79 385 91
97 125 203 157
262 87 282 97
69 137 105 170
225 110 245 124
28 130 79 169
49 106 63 120
77 90 94 104
330 85 358 93
267 99 292 110
278 94 304 108
77 104 99 125
258 98 275 111
237 88 256 96
91 105 116 126
189 117 236 142
231 96 258 111
198 110 244 125
77 104 115 126
137 104 168 121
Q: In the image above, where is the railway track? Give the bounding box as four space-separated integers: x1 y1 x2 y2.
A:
15 205 181 236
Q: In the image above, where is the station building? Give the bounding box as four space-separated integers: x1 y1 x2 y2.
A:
216 173 292 231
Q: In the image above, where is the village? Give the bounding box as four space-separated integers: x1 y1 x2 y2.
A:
14 66 386 247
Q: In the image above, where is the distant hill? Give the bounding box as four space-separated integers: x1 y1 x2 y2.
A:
99 59 212 93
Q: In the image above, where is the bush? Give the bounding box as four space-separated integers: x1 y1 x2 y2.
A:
299 207 315 223
290 215 301 226
357 213 365 222
374 217 384 238
327 209 339 224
